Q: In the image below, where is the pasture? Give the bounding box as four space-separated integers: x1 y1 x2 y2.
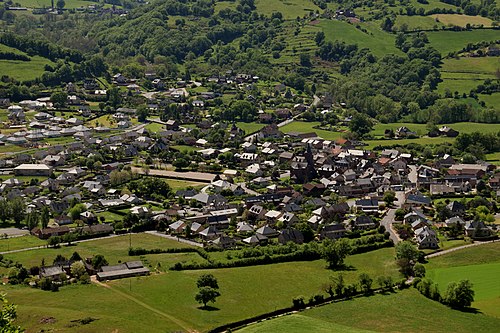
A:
394 15 442 31
239 289 500 333
430 14 494 27
0 235 46 253
318 20 401 58
236 121 265 134
14 0 113 9
4 246 400 333
427 262 500 317
426 29 500 55
280 121 345 140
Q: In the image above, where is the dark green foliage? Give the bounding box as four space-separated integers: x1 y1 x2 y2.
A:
91 255 108 270
444 280 475 308
321 238 351 268
197 274 219 290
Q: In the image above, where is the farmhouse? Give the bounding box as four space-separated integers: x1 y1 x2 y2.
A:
97 261 150 281
14 164 52 177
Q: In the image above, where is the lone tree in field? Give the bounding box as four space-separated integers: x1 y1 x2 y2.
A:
195 274 220 308
395 241 420 277
0 293 24 333
322 238 351 268
444 279 475 309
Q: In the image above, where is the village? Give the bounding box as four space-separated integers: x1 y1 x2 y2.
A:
0 70 498 290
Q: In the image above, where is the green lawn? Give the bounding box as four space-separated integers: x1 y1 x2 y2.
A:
280 121 345 140
253 0 321 19
145 122 165 133
164 178 206 191
441 56 500 74
394 15 443 31
479 93 500 109
486 151 500 165
239 289 500 333
427 262 500 317
318 20 401 58
427 29 500 55
0 55 53 81
14 0 111 9
0 235 46 252
171 145 201 153
236 121 265 135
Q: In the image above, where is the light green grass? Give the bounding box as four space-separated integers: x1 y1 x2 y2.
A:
479 93 500 109
171 145 201 153
370 122 500 139
486 151 500 165
394 15 442 31
14 0 109 9
427 262 500 317
427 29 500 55
254 0 321 19
426 241 500 270
164 178 205 191
280 121 345 140
0 235 46 252
2 233 195 268
145 122 165 133
318 20 401 58
5 247 400 333
430 14 494 28
238 314 373 333
0 55 53 81
236 121 265 135
442 57 500 74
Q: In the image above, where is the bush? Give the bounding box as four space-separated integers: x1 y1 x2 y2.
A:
292 296 306 308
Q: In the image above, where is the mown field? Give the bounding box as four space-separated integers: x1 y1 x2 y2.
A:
318 20 401 58
14 0 113 9
0 44 53 81
394 15 442 31
0 235 46 253
427 29 500 55
236 121 265 135
238 289 500 333
426 241 500 318
430 14 494 27
3 245 401 333
216 0 320 19
280 121 346 140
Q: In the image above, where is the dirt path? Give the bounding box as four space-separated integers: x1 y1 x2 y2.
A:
92 277 195 332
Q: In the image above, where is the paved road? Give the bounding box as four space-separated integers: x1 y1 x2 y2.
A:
380 208 401 244
145 231 203 248
131 166 216 182
426 239 500 259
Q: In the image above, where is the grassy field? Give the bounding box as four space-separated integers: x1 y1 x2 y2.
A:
144 122 165 133
171 145 201 153
280 121 345 140
14 0 109 9
4 247 400 332
479 93 500 109
426 242 500 318
430 14 494 27
370 122 500 138
0 42 54 81
318 20 401 58
254 0 320 19
236 121 265 135
164 178 206 191
86 115 117 128
1 233 196 268
427 262 500 317
0 235 46 252
427 29 500 55
239 289 500 333
394 15 442 31
486 151 500 165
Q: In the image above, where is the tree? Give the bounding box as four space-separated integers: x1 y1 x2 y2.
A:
41 206 50 229
0 199 11 222
195 287 221 308
444 280 474 308
70 261 86 278
395 241 420 277
69 203 86 221
47 236 61 248
10 198 25 226
331 273 345 297
322 238 351 268
137 106 149 123
0 293 24 333
197 274 219 289
383 191 396 206
56 0 65 9
348 113 373 139
413 263 426 278
50 91 67 108
25 211 39 230
91 255 108 270
62 232 77 245
358 273 373 294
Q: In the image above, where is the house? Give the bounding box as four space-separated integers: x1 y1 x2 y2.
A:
169 221 187 233
445 216 465 227
32 226 70 239
39 266 65 280
320 223 347 240
415 226 439 249
351 215 377 230
355 199 379 213
212 235 236 249
278 228 304 244
465 220 493 239
439 126 459 137
258 124 283 139
278 212 299 226
199 226 222 240
396 127 417 138
447 201 466 216
243 233 268 246
256 225 279 237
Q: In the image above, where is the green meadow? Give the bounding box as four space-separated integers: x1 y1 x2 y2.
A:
238 289 500 333
280 121 346 140
427 29 500 55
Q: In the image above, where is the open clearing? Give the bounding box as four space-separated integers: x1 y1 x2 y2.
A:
427 29 500 55
280 121 345 140
4 246 400 332
236 121 265 134
430 14 494 27
238 289 500 333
